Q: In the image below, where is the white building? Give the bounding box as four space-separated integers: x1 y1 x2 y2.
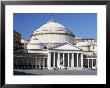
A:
21 38 28 49
14 19 97 70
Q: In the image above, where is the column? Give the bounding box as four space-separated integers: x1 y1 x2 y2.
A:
35 59 37 68
48 52 51 69
31 58 33 68
92 59 93 68
88 59 89 68
39 59 41 67
32 58 34 68
40 59 41 68
20 58 22 68
68 53 69 67
42 59 44 68
63 53 65 66
57 53 60 68
46 58 47 68
96 59 97 67
81 53 83 68
77 53 79 67
71 53 74 67
53 52 55 67
26 59 28 68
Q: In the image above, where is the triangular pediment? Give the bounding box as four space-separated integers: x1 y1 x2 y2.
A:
51 43 82 51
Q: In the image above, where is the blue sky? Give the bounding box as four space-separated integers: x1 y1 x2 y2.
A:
14 13 97 40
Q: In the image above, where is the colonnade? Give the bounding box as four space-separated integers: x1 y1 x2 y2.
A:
14 57 47 69
14 53 97 70
48 52 83 69
87 59 96 68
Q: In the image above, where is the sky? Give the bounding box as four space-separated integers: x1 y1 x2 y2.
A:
14 13 97 40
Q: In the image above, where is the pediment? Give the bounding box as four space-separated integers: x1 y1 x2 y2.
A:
51 43 82 51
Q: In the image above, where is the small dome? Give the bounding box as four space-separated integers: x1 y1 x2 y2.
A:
21 38 28 44
29 37 42 44
76 42 91 47
27 37 44 50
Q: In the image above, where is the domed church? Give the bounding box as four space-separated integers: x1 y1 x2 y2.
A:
31 19 75 44
14 19 97 70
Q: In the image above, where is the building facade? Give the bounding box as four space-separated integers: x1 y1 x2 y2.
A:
14 19 97 70
14 30 22 51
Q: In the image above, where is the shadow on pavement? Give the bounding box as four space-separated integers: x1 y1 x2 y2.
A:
14 71 37 75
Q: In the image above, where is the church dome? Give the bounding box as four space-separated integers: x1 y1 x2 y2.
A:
33 19 73 35
32 19 75 44
27 37 44 50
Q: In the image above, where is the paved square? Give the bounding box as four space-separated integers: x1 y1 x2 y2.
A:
14 69 97 75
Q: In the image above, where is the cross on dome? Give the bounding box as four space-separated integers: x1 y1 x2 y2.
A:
47 19 58 23
47 14 58 23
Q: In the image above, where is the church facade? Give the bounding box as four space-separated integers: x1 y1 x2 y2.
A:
14 19 97 70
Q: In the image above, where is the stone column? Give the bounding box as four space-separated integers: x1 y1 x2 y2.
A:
77 53 79 67
71 53 74 67
48 52 51 69
88 59 89 68
35 59 37 68
81 53 83 68
53 52 55 67
57 53 60 68
96 59 97 67
63 53 65 66
92 59 93 68
31 58 33 68
68 53 70 67
43 58 45 68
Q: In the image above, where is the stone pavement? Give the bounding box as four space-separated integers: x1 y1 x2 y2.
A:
14 69 97 75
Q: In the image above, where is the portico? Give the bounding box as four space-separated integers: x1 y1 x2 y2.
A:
48 52 83 70
47 43 84 70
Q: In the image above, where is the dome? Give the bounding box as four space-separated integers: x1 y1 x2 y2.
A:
33 19 73 35
27 37 44 49
29 37 42 44
32 19 75 44
76 42 91 47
